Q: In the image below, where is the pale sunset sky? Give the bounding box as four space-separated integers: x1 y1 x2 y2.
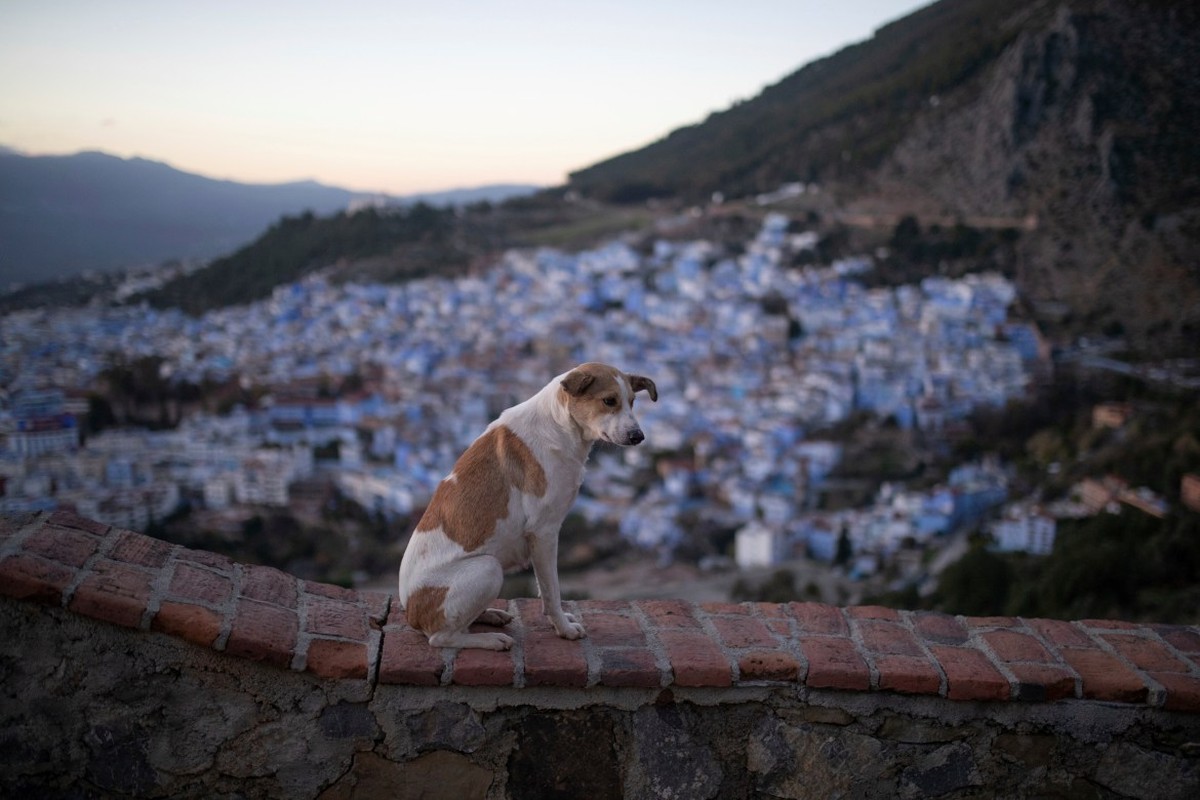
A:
0 1 930 195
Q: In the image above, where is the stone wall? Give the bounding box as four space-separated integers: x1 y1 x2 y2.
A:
2 510 1198 798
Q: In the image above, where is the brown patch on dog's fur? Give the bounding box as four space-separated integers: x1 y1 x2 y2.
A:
415 425 546 552
406 585 449 634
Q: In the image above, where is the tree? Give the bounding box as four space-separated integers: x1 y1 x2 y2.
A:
935 546 1012 616
835 526 853 566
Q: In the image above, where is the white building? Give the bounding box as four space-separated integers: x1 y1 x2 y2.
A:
735 521 785 569
336 470 414 518
992 507 1056 555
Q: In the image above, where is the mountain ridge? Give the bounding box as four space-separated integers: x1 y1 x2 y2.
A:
0 149 538 286
567 0 1200 355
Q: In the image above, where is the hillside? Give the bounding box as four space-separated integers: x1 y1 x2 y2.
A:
569 0 1200 355
138 204 465 315
0 150 541 288
136 193 653 315
0 151 366 285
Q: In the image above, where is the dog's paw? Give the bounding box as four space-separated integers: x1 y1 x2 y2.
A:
475 608 514 627
553 620 587 640
478 632 515 650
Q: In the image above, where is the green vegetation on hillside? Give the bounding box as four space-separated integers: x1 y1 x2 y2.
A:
925 509 1200 623
876 380 1200 623
569 0 1046 201
864 216 1022 287
140 204 462 314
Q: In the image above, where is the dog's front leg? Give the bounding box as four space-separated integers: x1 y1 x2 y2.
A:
528 529 586 639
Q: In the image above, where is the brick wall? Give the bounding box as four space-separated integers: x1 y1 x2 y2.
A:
2 510 1199 798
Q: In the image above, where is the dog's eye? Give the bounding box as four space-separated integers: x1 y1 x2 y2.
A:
603 397 617 407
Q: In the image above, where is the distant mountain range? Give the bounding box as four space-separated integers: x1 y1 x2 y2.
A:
569 0 1200 354
0 149 538 286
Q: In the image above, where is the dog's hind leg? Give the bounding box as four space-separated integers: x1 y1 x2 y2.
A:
474 607 514 626
424 556 515 651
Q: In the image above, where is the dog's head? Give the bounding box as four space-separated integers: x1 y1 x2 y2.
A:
559 362 658 446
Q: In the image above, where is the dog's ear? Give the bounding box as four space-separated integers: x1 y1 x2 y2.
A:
560 369 595 397
629 374 658 402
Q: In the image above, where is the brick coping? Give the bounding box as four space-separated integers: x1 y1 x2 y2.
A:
2 510 1199 711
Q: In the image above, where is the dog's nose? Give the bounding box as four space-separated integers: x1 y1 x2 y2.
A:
628 429 644 445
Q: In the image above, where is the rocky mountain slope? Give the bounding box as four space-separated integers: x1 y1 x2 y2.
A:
866 0 1199 354
570 0 1200 354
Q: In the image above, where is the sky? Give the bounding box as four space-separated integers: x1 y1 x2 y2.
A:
0 1 930 196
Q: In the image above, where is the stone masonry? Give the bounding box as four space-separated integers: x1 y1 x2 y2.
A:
1 509 1198 798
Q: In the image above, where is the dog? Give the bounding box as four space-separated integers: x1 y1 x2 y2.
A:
397 362 658 650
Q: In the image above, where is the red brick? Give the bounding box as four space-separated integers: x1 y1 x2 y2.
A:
110 530 173 568
225 599 298 669
582 611 646 647
1152 672 1200 713
452 646 515 686
983 630 1054 663
738 650 800 682
523 627 589 688
168 563 232 606
68 560 153 629
1058 647 1148 703
787 602 848 635
360 590 392 629
1101 634 1191 673
152 601 222 648
1027 618 1096 650
597 647 661 688
47 510 110 537
764 618 791 636
637 599 701 629
579 599 630 612
23 527 99 568
658 629 732 687
306 638 368 680
1152 626 1200 655
0 511 38 541
930 645 1011 701
178 549 235 571
966 616 1020 628
240 564 298 608
874 654 942 695
303 581 359 602
514 598 551 629
757 602 788 618
379 624 443 686
0 553 76 605
700 601 751 615
306 596 368 641
856 620 924 657
914 613 969 645
1079 619 1139 630
712 615 777 649
1007 663 1078 702
846 605 901 621
800 637 871 691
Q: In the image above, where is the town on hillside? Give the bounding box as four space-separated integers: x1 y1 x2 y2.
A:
1 212 1193 605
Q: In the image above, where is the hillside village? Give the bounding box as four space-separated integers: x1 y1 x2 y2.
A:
0 213 1183 596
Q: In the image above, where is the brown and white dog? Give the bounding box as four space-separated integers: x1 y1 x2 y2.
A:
398 363 658 650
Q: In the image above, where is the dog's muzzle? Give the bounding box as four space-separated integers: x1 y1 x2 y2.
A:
626 429 645 446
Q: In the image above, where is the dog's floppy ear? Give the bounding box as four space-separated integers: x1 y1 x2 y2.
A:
629 374 658 402
560 369 595 397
